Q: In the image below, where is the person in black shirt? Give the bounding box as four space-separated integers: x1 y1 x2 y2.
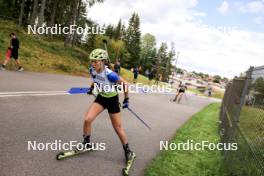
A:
173 81 188 103
133 67 139 83
0 32 24 71
114 59 121 74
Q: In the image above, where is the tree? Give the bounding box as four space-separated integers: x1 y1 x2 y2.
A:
105 24 114 38
253 77 264 105
124 12 141 67
153 42 175 82
140 33 156 72
72 0 87 45
47 0 59 27
254 77 264 94
113 19 122 40
213 75 221 83
166 42 175 82
37 0 46 26
18 0 26 26
155 42 168 82
64 0 79 47
30 0 39 25
121 23 126 39
64 0 104 47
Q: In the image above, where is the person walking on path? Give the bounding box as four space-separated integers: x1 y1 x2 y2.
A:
0 32 24 71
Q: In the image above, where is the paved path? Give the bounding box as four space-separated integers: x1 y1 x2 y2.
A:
0 71 218 176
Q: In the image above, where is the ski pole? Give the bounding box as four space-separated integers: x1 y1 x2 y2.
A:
90 92 151 130
68 87 90 94
127 107 152 130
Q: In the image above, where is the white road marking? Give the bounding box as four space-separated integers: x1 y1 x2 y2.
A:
0 91 69 98
0 91 67 95
0 91 221 102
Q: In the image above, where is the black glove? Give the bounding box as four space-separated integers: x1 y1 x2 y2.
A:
122 97 129 109
87 86 94 95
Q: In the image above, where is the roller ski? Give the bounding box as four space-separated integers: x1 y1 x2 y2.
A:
122 144 136 176
56 135 92 160
56 146 93 160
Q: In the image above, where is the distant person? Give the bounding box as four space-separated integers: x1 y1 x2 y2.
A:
145 69 149 77
173 82 187 103
170 80 174 86
208 87 212 97
154 73 161 85
114 59 121 74
148 70 154 84
0 32 23 71
133 66 139 83
138 66 142 73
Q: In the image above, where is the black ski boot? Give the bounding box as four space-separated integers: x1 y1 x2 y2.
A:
73 135 91 152
56 135 93 160
122 144 136 176
81 135 92 150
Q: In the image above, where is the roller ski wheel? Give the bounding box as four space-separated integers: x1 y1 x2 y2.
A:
122 151 136 176
56 152 67 160
56 147 93 160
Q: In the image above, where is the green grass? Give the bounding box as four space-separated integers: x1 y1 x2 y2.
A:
0 20 89 76
187 88 204 95
119 67 171 86
0 19 223 92
219 105 264 176
0 19 225 94
223 105 264 176
120 67 152 85
187 88 224 99
145 103 227 176
239 106 264 135
212 91 224 99
0 19 157 84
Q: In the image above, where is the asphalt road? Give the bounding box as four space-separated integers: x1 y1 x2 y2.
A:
0 71 218 176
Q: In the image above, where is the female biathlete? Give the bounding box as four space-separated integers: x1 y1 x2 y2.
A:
82 48 135 164
172 81 187 103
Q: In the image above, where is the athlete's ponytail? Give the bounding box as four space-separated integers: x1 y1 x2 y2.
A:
103 60 113 71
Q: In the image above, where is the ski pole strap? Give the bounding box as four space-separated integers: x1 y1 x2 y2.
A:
127 107 152 130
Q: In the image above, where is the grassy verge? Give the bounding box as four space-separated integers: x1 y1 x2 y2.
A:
223 106 264 175
0 20 89 76
145 103 227 176
187 88 224 99
0 19 172 87
0 19 225 95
